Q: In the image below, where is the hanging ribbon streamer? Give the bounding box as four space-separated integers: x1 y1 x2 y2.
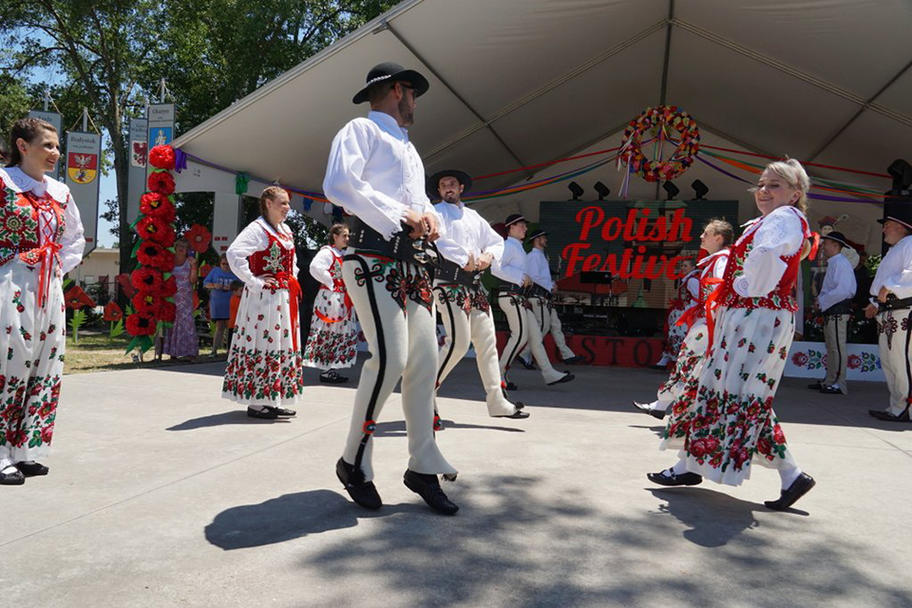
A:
235 172 250 195
173 148 188 174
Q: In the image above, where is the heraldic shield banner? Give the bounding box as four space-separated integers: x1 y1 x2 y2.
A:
65 131 101 254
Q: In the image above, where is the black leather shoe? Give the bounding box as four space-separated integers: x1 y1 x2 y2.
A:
646 469 702 486
562 355 584 364
546 371 575 386
494 410 531 419
869 408 912 422
16 461 49 477
336 458 382 509
807 381 822 390
819 384 843 395
518 355 535 370
632 401 667 419
505 381 518 391
0 468 25 485
267 406 296 417
320 370 348 384
403 470 458 515
247 406 278 419
764 473 816 510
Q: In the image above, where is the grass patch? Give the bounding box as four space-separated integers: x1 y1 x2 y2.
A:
63 330 224 374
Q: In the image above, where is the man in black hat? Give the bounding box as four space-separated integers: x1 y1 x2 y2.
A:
492 214 574 389
865 205 912 423
517 228 583 369
811 231 856 395
429 169 528 422
323 62 459 514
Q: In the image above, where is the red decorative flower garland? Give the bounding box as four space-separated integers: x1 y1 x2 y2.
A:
126 144 179 352
620 105 700 183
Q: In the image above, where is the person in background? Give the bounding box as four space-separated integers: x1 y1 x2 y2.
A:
223 187 304 420
227 280 244 348
161 237 199 361
0 117 85 485
810 232 856 395
653 258 698 369
302 223 358 383
865 205 912 423
203 254 238 357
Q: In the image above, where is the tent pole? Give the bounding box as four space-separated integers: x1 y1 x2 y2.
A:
656 0 675 199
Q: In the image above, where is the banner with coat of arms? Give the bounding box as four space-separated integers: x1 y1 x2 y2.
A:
64 131 101 254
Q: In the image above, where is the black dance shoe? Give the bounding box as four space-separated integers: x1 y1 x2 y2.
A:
562 355 584 364
517 355 536 370
546 371 575 386
267 406 296 417
868 408 911 422
764 473 816 510
247 406 278 420
320 370 349 384
1 468 25 485
632 401 667 419
336 458 382 510
807 381 822 390
646 468 702 486
16 461 49 477
819 384 844 395
494 410 531 419
403 469 459 515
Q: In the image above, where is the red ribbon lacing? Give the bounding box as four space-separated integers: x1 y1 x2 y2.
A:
702 277 727 354
274 272 302 350
36 242 63 308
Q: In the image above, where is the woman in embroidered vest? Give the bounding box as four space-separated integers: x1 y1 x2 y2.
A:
653 258 698 369
647 160 817 511
0 118 85 485
160 237 199 360
302 223 358 383
222 186 304 419
633 219 733 419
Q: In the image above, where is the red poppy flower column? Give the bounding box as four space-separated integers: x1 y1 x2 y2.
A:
126 144 178 354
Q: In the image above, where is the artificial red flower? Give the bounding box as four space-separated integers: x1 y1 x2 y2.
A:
148 145 175 170
136 241 175 271
132 292 165 315
198 263 212 280
184 224 211 254
64 285 96 309
126 312 157 336
116 273 137 298
103 301 123 322
159 300 176 323
135 215 176 245
159 276 177 298
139 192 176 222
147 171 175 195
131 267 164 293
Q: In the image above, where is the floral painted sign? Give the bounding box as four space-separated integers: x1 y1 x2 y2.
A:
784 341 883 381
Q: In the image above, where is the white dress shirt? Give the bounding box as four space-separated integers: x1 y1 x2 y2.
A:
434 201 504 268
817 252 857 312
0 166 85 273
733 206 806 298
323 110 440 240
492 236 527 287
526 247 553 291
309 245 346 288
227 217 299 288
871 234 912 301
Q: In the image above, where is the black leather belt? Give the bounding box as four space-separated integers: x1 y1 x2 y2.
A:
527 284 552 300
348 217 437 266
880 294 912 311
436 257 480 287
497 284 528 297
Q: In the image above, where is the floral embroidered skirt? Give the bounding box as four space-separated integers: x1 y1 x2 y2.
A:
664 306 687 358
0 261 66 466
221 284 304 406
302 288 358 370
655 317 710 409
662 306 797 486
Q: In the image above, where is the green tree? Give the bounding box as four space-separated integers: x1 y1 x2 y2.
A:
1 0 396 278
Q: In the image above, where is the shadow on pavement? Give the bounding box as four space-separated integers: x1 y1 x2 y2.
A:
167 411 293 430
373 420 525 437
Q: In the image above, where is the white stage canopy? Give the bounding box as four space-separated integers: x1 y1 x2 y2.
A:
172 0 912 254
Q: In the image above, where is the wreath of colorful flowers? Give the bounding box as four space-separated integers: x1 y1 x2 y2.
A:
620 105 700 183
126 144 179 352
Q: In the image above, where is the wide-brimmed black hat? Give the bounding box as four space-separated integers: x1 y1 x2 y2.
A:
504 213 526 227
526 229 548 242
820 231 850 247
352 62 429 104
878 201 912 232
428 169 472 198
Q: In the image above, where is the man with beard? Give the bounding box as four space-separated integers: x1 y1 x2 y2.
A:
323 62 458 515
429 169 529 423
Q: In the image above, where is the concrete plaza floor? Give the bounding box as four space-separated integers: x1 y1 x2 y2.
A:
2 357 911 607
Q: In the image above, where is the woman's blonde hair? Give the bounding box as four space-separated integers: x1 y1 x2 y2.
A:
751 158 810 214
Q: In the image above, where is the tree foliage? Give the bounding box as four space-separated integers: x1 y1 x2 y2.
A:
1 0 396 274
